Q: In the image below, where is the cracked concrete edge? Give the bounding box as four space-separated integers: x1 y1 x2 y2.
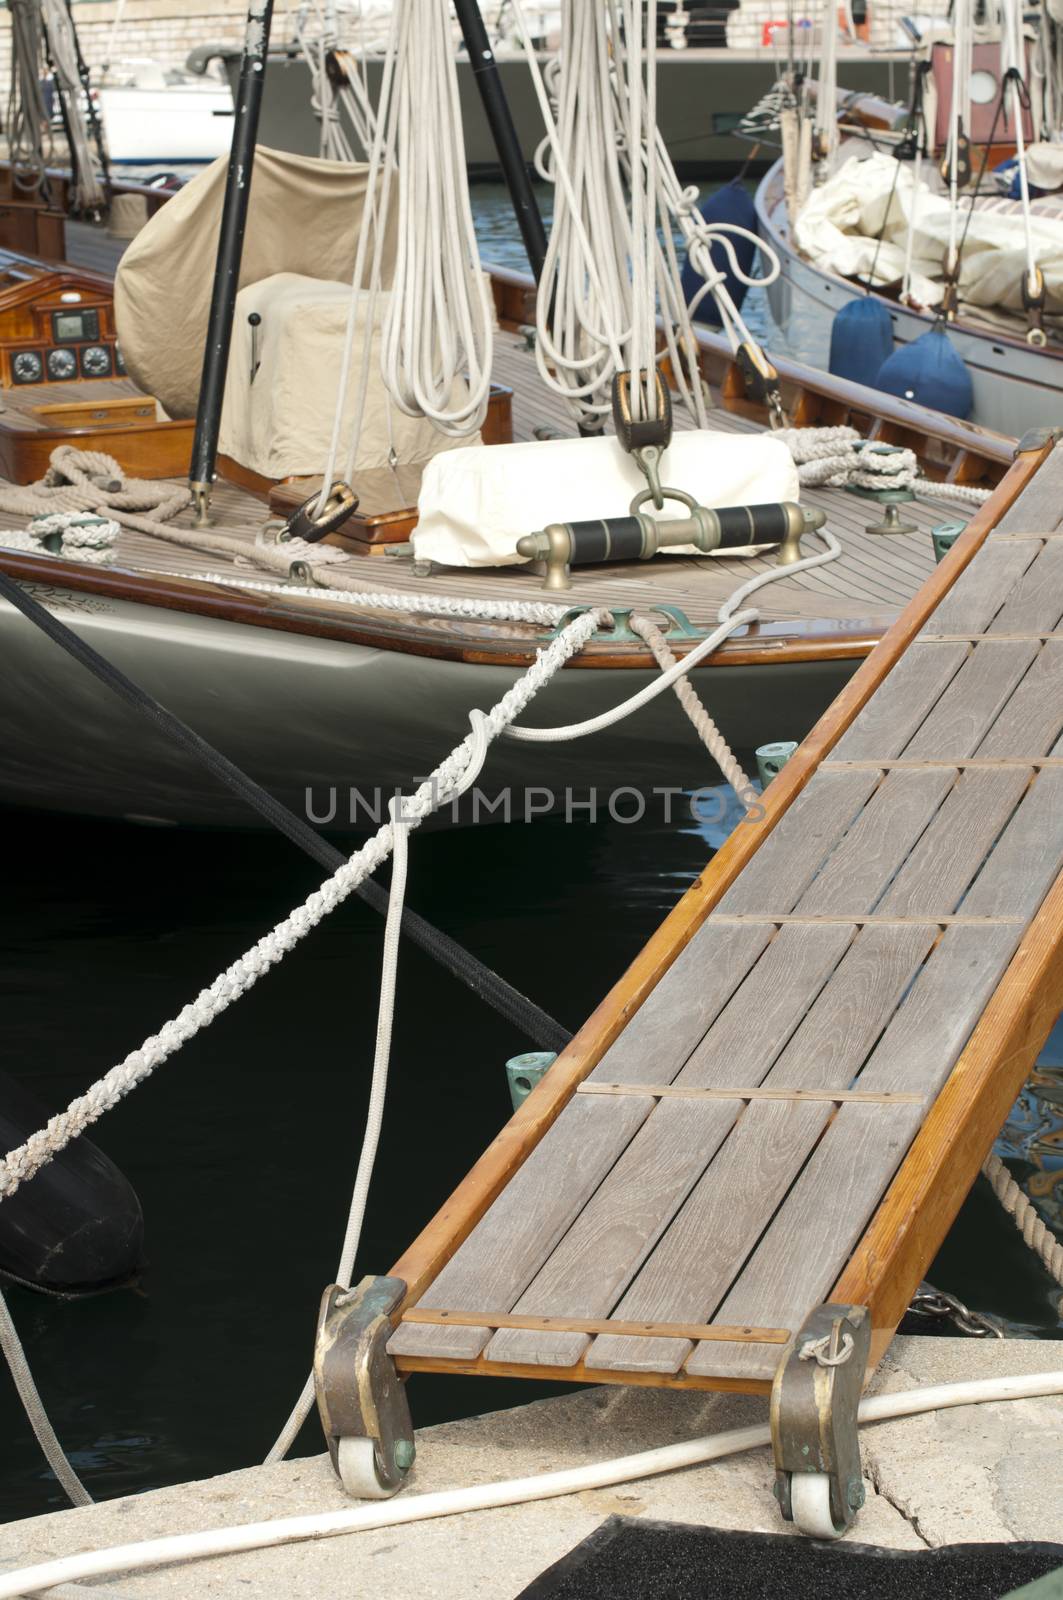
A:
0 1336 1058 1598
860 1336 1063 1547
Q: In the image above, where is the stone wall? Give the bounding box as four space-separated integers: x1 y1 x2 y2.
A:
0 0 250 88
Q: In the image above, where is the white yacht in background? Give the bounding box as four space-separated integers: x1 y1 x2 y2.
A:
93 58 233 166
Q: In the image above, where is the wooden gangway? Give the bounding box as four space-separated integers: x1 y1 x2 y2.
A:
316 437 1063 1534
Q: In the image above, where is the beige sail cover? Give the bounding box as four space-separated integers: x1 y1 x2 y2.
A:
114 146 396 419
219 274 478 479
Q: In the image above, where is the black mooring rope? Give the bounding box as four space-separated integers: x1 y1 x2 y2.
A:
0 569 572 1053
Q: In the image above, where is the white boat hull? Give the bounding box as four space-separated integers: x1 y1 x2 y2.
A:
0 583 852 829
756 162 1063 437
98 85 234 165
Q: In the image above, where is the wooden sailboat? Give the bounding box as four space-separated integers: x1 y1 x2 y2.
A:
0 204 1013 827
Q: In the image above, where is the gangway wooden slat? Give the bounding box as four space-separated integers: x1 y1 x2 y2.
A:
382 443 1063 1428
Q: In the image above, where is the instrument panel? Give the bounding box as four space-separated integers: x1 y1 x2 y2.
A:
0 257 126 389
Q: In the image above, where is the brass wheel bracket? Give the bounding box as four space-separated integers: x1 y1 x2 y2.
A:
314 1275 415 1492
770 1302 872 1536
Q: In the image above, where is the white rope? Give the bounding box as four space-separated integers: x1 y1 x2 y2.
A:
945 0 973 279
0 609 601 1204
2 511 121 565
512 0 779 427
39 0 106 213
267 789 413 1461
1001 0 1040 296
773 426 992 503
812 0 840 161
0 1288 92 1507
183 573 573 627
4 1374 1063 1597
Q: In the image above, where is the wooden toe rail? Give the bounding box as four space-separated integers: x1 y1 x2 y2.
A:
388 441 1063 1395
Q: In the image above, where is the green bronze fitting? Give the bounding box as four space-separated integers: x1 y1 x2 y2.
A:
505 1051 558 1112
756 740 798 788
931 521 966 563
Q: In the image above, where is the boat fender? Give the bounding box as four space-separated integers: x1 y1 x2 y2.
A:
0 1069 144 1297
875 328 973 420
680 178 759 327
828 297 894 387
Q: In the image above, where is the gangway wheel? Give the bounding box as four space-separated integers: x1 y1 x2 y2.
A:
770 1303 871 1540
789 1473 841 1540
314 1276 416 1501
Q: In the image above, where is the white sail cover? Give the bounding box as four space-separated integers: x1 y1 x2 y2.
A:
115 146 396 419
794 150 1063 317
413 431 800 568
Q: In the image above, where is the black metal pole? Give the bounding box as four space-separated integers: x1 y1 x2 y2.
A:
189 0 274 525
452 0 548 282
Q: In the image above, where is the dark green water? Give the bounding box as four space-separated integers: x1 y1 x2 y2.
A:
1 802 1060 1522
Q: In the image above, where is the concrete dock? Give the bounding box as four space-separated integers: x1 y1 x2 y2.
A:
0 1335 1060 1598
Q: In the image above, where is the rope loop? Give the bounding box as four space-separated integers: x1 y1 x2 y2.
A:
799 1331 855 1367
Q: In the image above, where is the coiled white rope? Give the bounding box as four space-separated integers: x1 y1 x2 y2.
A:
513 0 780 428
39 0 106 213
1 512 120 565
382 0 493 436
0 607 600 1204
2 1373 1061 1597
775 426 992 503
312 0 492 519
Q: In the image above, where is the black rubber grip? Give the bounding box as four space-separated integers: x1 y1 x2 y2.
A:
714 503 791 549
566 517 645 565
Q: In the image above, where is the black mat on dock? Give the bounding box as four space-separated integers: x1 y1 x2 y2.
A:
517 1516 1063 1600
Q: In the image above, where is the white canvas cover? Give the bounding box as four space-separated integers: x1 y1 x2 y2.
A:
114 146 396 419
219 275 477 479
794 150 1063 316
413 431 800 568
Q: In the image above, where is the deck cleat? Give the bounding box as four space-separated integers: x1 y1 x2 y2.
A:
314 1275 415 1501
771 1303 871 1540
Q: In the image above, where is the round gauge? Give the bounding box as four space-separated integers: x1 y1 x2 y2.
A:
47 347 78 381
81 344 112 378
12 350 43 383
969 69 999 105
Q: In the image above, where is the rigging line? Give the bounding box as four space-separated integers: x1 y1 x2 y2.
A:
0 569 572 1053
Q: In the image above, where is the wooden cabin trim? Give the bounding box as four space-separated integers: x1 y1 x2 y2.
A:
387 442 1049 1322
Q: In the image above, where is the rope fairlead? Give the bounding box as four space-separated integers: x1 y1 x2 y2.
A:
735 340 787 429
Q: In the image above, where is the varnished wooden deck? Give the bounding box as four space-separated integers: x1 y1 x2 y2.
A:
385 441 1063 1392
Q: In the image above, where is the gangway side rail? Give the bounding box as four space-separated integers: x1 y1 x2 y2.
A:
383 438 1063 1397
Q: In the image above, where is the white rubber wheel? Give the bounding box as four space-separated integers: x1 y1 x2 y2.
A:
790 1472 842 1540
337 1436 401 1501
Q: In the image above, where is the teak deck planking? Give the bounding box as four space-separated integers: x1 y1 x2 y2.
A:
385 439 1063 1395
